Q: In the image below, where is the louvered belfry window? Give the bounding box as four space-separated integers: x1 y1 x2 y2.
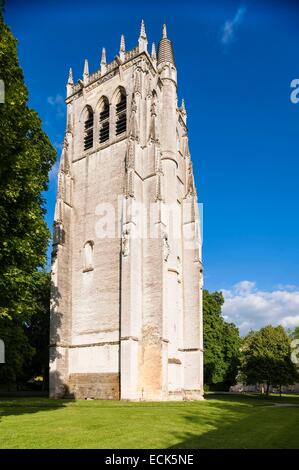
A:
116 92 127 136
84 110 94 150
99 99 110 143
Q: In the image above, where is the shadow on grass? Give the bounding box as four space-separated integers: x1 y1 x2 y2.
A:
0 397 73 422
206 392 299 405
168 394 299 449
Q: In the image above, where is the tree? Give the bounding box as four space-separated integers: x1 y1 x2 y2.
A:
0 14 56 386
222 321 242 386
240 325 299 395
203 290 241 388
288 327 299 371
23 271 51 389
289 327 299 341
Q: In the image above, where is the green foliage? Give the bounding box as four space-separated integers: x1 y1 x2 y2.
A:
0 15 56 385
0 271 51 388
289 327 299 368
23 271 51 388
203 290 241 387
289 327 299 341
0 318 34 385
240 325 299 393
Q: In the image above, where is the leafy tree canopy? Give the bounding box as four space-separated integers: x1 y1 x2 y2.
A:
289 327 299 341
0 14 56 385
203 290 241 387
240 325 299 394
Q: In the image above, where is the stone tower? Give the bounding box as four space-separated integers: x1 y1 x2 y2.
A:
49 22 204 401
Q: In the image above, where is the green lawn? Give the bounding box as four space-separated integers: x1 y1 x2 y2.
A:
0 393 298 449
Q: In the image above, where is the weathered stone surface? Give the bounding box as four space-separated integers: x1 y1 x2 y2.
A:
49 23 204 401
68 373 120 399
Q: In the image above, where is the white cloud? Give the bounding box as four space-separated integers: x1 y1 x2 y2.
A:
47 94 65 119
53 141 63 152
221 6 247 46
49 159 60 181
47 94 64 106
221 281 299 335
234 280 256 294
48 140 63 181
275 284 297 291
281 315 299 328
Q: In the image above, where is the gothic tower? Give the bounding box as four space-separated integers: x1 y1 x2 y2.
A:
49 22 204 400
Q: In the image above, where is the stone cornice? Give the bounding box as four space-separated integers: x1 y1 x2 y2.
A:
66 49 157 103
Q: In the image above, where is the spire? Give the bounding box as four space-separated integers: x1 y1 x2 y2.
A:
101 47 107 74
157 23 175 67
66 67 73 97
151 42 156 60
162 23 167 38
68 67 73 85
83 59 89 76
119 34 125 61
140 19 146 39
138 19 148 53
83 59 89 83
120 34 125 52
101 47 107 65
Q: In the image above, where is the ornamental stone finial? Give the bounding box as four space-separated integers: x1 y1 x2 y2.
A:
119 34 125 61
66 67 73 97
120 34 125 51
101 47 107 65
101 47 107 74
68 67 73 85
140 19 146 39
138 19 148 53
162 23 167 39
151 42 156 60
83 59 89 84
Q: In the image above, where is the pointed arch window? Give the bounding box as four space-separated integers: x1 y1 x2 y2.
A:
99 98 110 143
84 108 94 151
116 91 127 136
83 241 94 272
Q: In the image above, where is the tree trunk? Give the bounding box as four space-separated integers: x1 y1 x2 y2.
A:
266 381 270 396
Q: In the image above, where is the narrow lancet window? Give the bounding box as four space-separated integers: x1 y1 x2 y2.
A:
99 98 110 143
83 241 94 271
116 92 127 135
84 109 94 150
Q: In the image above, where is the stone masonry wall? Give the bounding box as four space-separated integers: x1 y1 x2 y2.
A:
68 373 120 399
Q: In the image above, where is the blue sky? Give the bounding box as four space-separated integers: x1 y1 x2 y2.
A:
5 0 299 333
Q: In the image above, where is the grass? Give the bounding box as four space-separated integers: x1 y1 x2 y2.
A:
0 393 299 449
